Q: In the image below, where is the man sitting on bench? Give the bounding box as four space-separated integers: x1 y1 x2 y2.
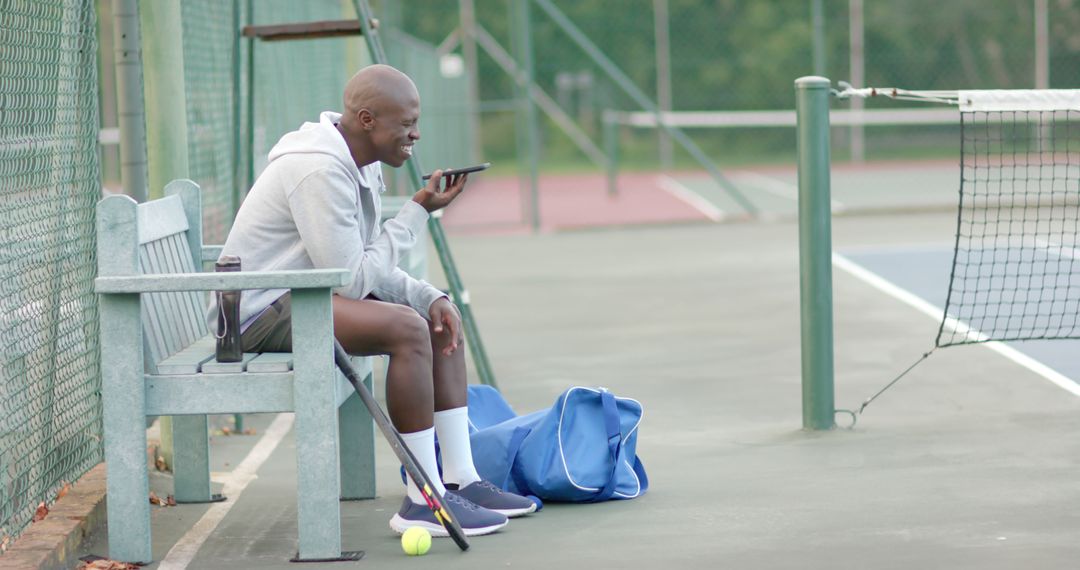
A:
208 63 535 536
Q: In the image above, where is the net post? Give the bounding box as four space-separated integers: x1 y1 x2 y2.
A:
795 76 836 430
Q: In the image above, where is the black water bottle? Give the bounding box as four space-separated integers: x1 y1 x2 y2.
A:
215 255 243 362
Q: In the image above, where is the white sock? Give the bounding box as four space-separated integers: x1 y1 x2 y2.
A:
434 407 481 487
399 427 446 504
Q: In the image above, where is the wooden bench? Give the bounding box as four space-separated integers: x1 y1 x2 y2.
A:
94 180 376 563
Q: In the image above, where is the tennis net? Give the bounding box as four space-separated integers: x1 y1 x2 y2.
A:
937 91 1080 346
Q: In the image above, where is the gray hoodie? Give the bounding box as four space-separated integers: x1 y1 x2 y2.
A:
207 111 445 332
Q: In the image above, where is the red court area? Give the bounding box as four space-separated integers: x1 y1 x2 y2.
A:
439 172 710 234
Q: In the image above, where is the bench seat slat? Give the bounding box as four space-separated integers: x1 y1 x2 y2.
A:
247 352 294 373
201 352 259 374
155 336 217 375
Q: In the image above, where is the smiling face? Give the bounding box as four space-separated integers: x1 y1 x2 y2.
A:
339 65 422 169
365 88 420 168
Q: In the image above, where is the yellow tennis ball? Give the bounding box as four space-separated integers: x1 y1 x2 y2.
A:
401 526 431 556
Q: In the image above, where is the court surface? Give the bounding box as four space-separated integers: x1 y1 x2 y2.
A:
839 243 1080 391
76 164 1080 569
440 159 961 232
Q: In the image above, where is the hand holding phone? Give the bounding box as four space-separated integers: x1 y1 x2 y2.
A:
421 162 491 181
412 165 476 212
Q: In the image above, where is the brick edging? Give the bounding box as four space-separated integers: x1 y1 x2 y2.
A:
0 463 107 570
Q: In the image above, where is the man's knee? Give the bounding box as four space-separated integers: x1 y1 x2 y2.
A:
386 306 431 349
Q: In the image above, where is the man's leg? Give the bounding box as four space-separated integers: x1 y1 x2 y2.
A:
333 296 509 536
333 296 434 433
428 321 480 487
427 320 537 517
333 295 443 509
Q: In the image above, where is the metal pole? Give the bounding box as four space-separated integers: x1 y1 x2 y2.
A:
795 76 835 431
232 0 243 213
112 0 148 202
653 0 673 170
603 109 618 195
459 0 484 164
512 0 541 232
139 0 194 474
811 0 826 76
848 0 864 163
1035 0 1049 89
140 0 189 200
245 0 255 192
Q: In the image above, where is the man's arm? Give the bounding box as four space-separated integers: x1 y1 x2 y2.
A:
289 166 428 300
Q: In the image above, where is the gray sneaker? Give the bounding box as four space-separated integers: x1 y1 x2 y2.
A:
389 493 508 537
445 480 538 518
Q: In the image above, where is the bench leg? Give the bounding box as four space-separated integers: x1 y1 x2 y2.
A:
100 294 153 564
339 374 376 500
173 415 220 503
291 289 345 560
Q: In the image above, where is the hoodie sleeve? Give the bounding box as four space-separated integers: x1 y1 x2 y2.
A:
372 267 448 318
288 166 429 300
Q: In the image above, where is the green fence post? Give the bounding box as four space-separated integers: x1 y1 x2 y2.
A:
112 0 148 202
795 76 835 431
512 0 541 232
603 109 618 195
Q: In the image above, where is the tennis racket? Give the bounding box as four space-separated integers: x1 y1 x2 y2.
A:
332 340 470 551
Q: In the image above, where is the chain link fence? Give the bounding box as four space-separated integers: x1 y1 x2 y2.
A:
0 0 103 542
401 0 1080 168
178 0 471 237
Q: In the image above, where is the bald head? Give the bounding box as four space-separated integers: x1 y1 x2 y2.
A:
337 64 422 168
342 64 419 121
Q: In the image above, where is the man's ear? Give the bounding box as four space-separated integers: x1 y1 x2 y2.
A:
357 108 375 131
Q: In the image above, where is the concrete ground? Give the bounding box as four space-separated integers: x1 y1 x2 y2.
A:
70 209 1080 569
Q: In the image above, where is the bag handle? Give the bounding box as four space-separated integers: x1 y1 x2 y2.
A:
589 390 624 502
501 426 533 495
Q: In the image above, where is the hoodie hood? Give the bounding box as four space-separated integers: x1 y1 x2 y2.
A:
266 111 359 180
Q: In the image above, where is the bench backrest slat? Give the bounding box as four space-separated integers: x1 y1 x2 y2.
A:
125 190 210 369
140 232 209 366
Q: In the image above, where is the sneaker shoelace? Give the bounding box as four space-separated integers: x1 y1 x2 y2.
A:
444 491 480 511
475 480 505 495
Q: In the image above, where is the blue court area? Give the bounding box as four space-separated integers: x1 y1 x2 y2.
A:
837 243 1080 389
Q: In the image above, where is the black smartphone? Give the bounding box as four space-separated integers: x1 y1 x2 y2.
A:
421 162 491 180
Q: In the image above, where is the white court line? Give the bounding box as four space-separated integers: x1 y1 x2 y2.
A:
158 413 296 570
655 175 726 221
833 252 1080 397
731 170 846 212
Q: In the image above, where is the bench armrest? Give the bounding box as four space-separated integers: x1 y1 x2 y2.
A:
95 268 350 294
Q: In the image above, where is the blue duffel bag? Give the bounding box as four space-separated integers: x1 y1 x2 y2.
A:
467 385 648 503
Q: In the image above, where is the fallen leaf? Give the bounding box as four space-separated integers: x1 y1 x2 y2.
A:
155 455 167 471
166 495 176 507
77 558 142 570
242 428 257 435
148 492 164 506
33 501 48 522
1 534 10 553
56 482 71 500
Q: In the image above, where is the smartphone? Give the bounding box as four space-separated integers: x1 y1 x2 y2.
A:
421 162 491 180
